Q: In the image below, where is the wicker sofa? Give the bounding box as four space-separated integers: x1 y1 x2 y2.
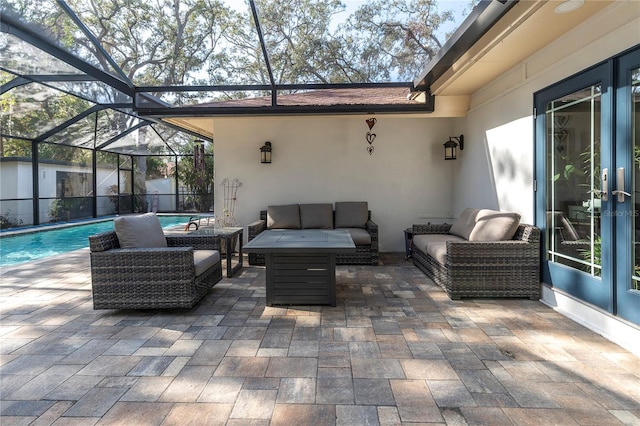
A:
412 208 540 300
248 202 379 266
89 213 222 310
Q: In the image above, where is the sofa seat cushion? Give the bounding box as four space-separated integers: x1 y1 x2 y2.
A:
469 209 521 242
412 234 465 253
449 208 480 240
343 228 371 245
193 250 220 276
335 201 368 229
300 203 334 229
426 242 449 266
114 213 167 248
267 204 301 229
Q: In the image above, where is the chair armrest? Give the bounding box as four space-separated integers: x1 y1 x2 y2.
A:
445 239 538 264
166 234 220 250
413 223 452 235
90 247 198 283
89 231 120 252
365 219 378 234
91 246 195 269
248 219 266 241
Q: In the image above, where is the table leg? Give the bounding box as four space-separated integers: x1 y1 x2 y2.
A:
225 230 243 278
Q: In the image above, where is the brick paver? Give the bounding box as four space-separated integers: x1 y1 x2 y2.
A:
1 250 640 424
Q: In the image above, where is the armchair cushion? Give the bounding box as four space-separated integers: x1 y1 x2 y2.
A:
194 250 221 276
335 201 368 229
469 210 521 242
449 208 480 240
114 213 167 248
300 203 333 229
267 204 301 229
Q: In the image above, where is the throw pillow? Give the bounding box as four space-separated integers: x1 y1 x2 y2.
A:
114 213 167 248
449 208 480 240
468 209 521 241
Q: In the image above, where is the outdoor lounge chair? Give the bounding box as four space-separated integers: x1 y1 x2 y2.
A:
88 213 222 310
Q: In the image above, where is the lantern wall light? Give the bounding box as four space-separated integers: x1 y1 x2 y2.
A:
443 135 464 160
260 141 272 164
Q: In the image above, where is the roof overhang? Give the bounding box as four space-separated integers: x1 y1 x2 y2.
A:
416 0 614 98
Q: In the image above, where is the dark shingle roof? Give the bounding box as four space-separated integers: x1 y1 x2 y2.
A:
197 87 419 108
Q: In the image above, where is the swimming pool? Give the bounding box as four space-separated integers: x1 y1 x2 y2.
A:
0 215 192 267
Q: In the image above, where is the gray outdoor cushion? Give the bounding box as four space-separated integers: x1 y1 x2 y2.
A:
300 203 334 229
448 208 480 240
267 204 301 229
343 228 371 245
468 209 521 242
412 234 465 253
114 213 167 248
426 242 448 266
193 250 220 276
335 201 368 229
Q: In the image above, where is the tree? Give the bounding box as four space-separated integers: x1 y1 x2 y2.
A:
177 140 214 212
344 0 457 81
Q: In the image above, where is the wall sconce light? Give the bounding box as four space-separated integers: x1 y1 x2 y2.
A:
443 135 464 160
260 141 272 164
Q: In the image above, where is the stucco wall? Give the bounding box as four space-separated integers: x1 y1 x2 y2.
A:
214 115 454 251
453 1 640 225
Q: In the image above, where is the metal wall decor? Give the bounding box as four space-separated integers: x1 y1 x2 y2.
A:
365 117 377 155
220 178 242 227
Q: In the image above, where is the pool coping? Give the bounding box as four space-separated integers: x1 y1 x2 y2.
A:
0 213 197 238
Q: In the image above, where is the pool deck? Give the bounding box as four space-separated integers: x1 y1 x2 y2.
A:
1 251 640 425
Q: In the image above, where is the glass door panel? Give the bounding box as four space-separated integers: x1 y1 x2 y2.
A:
546 86 602 275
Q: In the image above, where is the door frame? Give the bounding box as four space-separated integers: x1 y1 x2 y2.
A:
535 62 614 311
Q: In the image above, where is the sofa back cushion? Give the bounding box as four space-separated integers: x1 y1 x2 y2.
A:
300 203 334 229
335 202 368 229
468 209 521 241
449 208 480 240
267 204 301 229
114 213 167 248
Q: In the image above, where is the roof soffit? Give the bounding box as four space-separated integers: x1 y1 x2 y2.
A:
430 0 615 97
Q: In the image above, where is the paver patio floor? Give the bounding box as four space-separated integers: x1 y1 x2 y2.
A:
1 251 640 425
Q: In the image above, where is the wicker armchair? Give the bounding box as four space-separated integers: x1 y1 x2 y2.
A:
411 223 540 300
88 231 222 310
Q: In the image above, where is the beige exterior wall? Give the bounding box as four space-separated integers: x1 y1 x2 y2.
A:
213 115 454 251
453 1 640 224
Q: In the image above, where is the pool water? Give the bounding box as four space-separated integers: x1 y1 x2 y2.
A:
0 216 191 267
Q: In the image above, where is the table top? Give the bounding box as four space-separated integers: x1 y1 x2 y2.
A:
244 229 355 253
